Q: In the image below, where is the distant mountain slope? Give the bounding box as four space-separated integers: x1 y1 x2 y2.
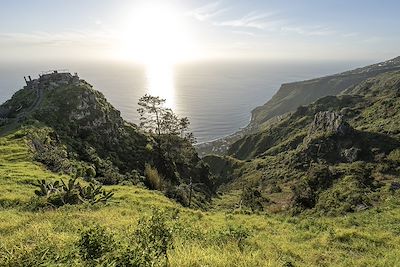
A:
251 56 400 126
208 70 400 214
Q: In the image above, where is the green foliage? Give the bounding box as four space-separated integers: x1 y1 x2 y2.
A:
137 94 194 142
132 209 174 266
144 164 163 190
33 177 114 208
388 149 400 163
315 173 372 215
214 224 251 252
240 186 267 212
77 224 115 261
29 130 74 174
77 209 175 267
291 165 335 212
1 130 400 267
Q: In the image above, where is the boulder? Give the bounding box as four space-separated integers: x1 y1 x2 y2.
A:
309 111 352 136
341 147 361 162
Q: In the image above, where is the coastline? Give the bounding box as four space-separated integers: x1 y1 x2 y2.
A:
194 116 258 157
195 109 290 157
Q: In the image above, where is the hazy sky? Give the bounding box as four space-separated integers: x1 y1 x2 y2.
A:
1 0 399 63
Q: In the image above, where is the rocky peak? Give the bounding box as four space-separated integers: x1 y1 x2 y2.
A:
309 111 352 136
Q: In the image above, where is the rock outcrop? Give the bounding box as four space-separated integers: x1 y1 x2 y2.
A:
308 111 352 136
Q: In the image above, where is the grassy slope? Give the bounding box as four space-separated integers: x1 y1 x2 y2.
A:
1 131 400 266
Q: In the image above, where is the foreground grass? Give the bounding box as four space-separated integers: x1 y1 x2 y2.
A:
1 132 400 266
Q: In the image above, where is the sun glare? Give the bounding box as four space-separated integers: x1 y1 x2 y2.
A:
117 3 197 110
120 4 194 65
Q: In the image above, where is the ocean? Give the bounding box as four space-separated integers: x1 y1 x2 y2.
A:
0 59 369 143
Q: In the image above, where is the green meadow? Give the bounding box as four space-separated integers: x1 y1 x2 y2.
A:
1 131 400 266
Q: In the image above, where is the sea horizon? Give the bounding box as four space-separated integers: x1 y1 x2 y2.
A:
0 59 374 142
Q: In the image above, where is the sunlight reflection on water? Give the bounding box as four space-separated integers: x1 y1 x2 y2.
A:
145 63 175 109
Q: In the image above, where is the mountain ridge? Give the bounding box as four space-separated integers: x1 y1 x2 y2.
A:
251 56 400 126
207 69 400 214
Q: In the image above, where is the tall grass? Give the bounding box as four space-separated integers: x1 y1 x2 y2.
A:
1 131 400 266
144 163 163 190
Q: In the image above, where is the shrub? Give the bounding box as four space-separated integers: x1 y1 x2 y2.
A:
115 209 175 267
33 178 114 208
144 164 163 190
241 187 268 212
33 145 73 174
77 225 114 261
269 182 282 193
291 164 335 212
315 175 372 215
388 149 400 163
84 166 96 179
134 209 174 265
214 225 251 252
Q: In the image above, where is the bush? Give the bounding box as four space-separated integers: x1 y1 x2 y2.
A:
269 182 282 193
134 209 174 265
214 225 251 252
32 178 114 208
291 164 335 212
115 209 175 267
33 145 73 174
165 184 193 207
144 164 163 190
315 175 372 215
241 187 268 212
77 225 114 261
388 149 400 163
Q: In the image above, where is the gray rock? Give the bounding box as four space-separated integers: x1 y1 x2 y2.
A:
309 111 352 136
390 182 400 192
341 147 361 162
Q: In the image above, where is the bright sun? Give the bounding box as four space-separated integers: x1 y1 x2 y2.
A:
120 4 195 65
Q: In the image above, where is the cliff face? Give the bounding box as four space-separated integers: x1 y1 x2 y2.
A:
251 56 400 126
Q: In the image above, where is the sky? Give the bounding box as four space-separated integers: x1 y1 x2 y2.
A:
0 0 399 63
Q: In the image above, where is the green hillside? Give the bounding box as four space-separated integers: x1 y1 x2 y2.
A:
208 71 400 216
1 69 400 266
1 130 400 266
251 56 400 127
0 74 213 208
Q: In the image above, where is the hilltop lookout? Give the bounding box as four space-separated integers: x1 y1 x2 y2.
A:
24 70 80 89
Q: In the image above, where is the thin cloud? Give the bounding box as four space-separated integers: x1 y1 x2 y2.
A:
342 32 359 38
281 26 336 36
187 1 229 21
215 11 282 30
231 30 256 36
0 30 114 46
